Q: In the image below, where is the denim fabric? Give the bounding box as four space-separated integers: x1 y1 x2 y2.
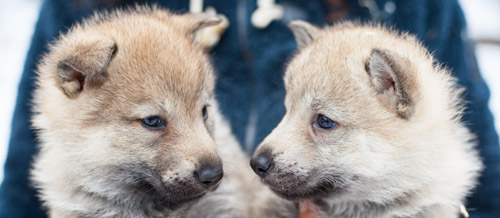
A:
1 0 498 217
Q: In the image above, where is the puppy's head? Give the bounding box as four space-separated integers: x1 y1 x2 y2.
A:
33 7 225 209
251 21 453 202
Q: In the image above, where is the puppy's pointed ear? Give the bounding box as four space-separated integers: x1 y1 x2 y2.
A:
56 36 116 98
288 20 321 49
366 48 417 119
175 13 224 46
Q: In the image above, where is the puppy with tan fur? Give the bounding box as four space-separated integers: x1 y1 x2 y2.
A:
251 21 482 218
30 6 260 218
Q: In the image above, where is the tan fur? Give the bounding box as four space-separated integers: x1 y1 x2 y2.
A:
191 112 298 218
30 6 270 218
252 21 482 218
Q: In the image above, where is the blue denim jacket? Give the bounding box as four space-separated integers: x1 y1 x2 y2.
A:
1 0 498 217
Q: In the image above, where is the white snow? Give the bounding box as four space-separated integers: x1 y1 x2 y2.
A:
0 0 41 181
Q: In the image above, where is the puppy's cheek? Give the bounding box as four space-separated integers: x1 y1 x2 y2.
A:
274 154 315 175
266 161 307 183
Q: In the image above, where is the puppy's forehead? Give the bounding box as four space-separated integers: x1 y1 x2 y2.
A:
284 40 365 107
285 25 398 89
282 26 407 116
104 15 215 106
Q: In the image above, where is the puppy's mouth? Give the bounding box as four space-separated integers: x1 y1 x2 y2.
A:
136 178 209 209
270 180 344 201
124 164 216 210
262 173 346 201
118 164 222 210
156 190 207 210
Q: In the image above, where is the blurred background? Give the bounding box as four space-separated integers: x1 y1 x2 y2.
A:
0 0 499 181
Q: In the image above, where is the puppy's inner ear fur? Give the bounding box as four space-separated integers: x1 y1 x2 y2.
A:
288 20 321 49
366 48 415 119
177 13 223 45
57 40 116 98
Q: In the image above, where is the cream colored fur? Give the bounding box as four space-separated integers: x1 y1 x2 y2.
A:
252 21 482 218
30 6 283 218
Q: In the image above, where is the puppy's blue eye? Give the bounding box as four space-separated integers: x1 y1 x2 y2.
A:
316 114 336 130
140 116 166 131
202 106 208 121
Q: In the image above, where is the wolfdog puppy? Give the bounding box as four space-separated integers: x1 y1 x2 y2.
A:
31 6 255 218
251 21 482 218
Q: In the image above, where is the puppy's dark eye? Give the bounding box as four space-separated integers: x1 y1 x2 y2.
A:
140 116 166 131
202 106 208 121
316 114 336 130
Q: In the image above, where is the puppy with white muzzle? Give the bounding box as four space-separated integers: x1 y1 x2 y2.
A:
251 21 482 218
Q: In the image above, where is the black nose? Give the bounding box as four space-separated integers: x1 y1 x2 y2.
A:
194 163 223 187
250 152 273 177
